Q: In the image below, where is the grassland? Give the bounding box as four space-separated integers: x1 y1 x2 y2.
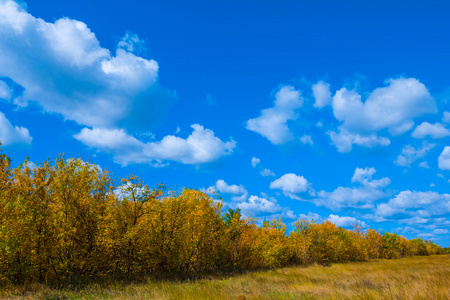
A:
2 255 449 300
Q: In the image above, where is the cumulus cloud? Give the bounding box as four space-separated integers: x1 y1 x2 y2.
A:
312 81 331 108
328 129 390 153
222 192 296 221
73 124 236 166
300 134 313 145
260 168 275 177
419 161 430 169
331 77 436 135
270 173 312 200
374 190 450 218
327 77 436 152
117 32 147 54
352 167 391 189
438 146 450 170
327 214 367 228
0 80 11 100
208 179 248 201
0 0 174 131
411 122 450 139
0 111 32 145
351 167 376 184
233 196 297 221
251 157 260 167
315 167 391 209
114 181 149 201
298 212 322 222
395 142 435 167
443 112 450 123
237 195 283 215
246 86 303 145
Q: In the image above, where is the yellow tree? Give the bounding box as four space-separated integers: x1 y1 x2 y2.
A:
47 157 115 282
289 219 313 265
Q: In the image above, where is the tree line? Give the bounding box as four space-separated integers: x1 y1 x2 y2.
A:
0 150 445 285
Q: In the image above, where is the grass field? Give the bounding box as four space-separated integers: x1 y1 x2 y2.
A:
2 255 449 300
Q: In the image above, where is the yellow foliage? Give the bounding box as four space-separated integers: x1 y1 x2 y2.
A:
0 150 445 285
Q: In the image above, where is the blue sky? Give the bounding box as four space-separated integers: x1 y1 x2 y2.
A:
1 0 450 246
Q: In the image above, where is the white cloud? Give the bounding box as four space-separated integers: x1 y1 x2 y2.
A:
411 122 450 139
260 168 275 177
438 146 450 170
24 161 36 170
350 167 391 189
237 195 280 214
270 173 312 200
251 157 260 167
331 77 436 135
327 214 367 228
426 218 450 229
74 124 236 166
316 186 388 210
0 111 32 145
300 134 313 145
389 191 445 210
0 0 174 131
398 217 429 226
417 233 435 239
432 229 448 234
315 167 390 209
392 218 450 235
298 212 322 222
312 81 331 108
395 142 435 167
236 195 295 220
328 129 390 153
0 80 11 100
114 181 149 201
246 85 303 145
351 167 376 184
327 77 437 152
117 32 146 54
374 203 402 218
443 111 450 123
208 179 248 201
419 161 430 169
374 190 450 218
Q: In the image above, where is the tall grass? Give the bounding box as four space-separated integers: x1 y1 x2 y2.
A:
2 254 449 299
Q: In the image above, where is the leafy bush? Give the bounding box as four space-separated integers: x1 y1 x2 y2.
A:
0 151 445 285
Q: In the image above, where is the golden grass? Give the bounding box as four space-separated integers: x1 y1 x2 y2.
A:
1 255 449 300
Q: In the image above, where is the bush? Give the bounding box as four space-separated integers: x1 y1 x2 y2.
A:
0 151 445 285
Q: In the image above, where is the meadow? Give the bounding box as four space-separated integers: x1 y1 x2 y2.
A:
1 254 449 299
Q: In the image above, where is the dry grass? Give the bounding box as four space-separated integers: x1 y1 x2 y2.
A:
1 255 449 299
